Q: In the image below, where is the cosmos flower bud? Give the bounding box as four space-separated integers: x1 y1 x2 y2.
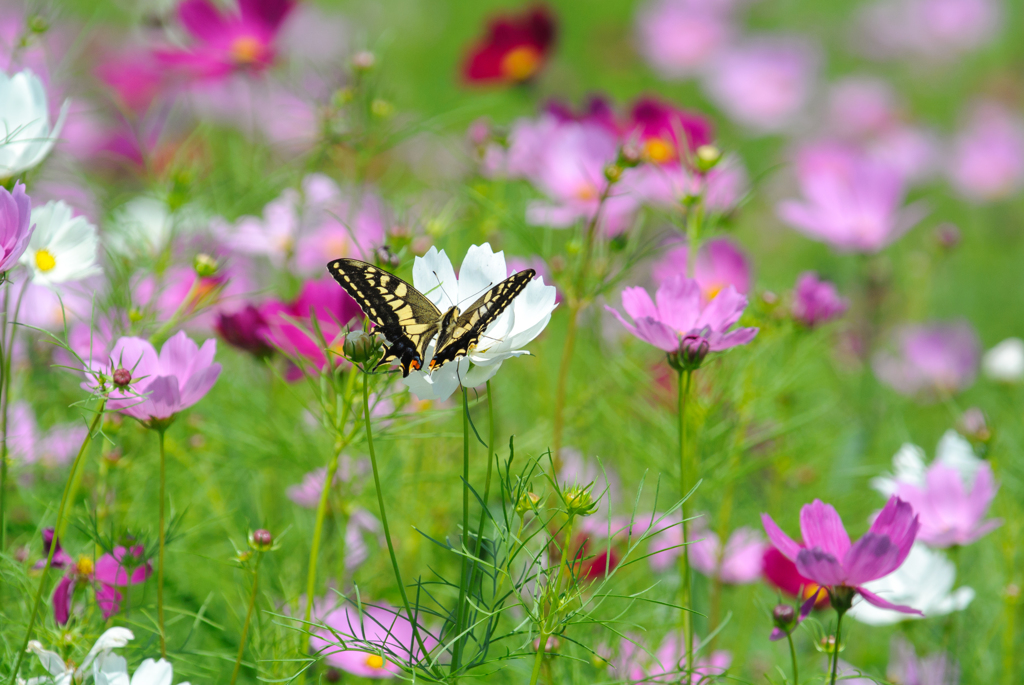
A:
193 253 219 277
562 484 597 517
958 407 990 443
829 585 856 613
604 164 623 183
352 51 376 71
934 222 961 251
249 529 273 552
515 491 540 516
371 99 393 118
343 331 377 363
619 143 642 167
772 604 796 631
28 15 48 33
695 145 722 172
112 368 132 389
669 334 710 372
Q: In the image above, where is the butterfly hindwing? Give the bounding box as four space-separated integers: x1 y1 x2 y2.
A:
327 258 442 376
429 269 536 370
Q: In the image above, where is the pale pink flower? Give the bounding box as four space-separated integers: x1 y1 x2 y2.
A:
872 321 980 398
649 515 765 584
791 272 848 328
612 632 731 683
635 0 735 79
888 637 960 685
286 455 369 509
652 237 751 300
857 0 1000 61
311 602 434 679
946 102 1024 203
826 76 899 138
0 181 34 273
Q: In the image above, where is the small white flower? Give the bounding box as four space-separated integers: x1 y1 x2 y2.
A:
0 69 69 177
25 628 135 685
91 656 191 685
106 196 203 256
872 429 984 495
402 244 557 401
20 201 101 285
847 543 974 625
982 337 1024 383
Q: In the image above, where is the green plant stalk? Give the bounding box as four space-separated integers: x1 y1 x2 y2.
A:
362 372 431 667
230 552 263 685
828 610 845 685
0 278 28 550
8 398 105 684
787 631 799 685
464 382 498 664
452 386 473 673
677 369 694 676
157 426 168 657
528 634 548 685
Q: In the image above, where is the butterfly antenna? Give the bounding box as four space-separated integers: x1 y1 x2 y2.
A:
430 269 455 306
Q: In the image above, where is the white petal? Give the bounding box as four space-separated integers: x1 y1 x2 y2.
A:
982 337 1024 382
456 243 506 307
412 246 458 309
80 627 135 672
93 654 130 685
935 429 982 487
129 659 173 685
28 641 67 676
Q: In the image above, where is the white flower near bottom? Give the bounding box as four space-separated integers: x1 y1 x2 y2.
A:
20 201 101 286
982 337 1024 383
0 69 69 178
847 543 974 626
91 656 191 685
402 244 557 401
24 627 134 685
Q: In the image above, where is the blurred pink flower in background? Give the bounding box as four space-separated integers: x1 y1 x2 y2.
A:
215 304 274 357
4 402 36 463
826 76 899 139
287 455 369 509
624 97 714 164
626 156 750 212
867 125 942 186
0 182 34 273
857 0 1000 61
311 602 433 678
946 102 1024 203
762 496 921 614
157 0 296 80
872 321 980 398
612 631 731 683
92 330 222 423
702 36 818 133
9 402 88 468
652 237 751 299
777 142 926 252
96 50 166 113
649 516 765 584
790 272 848 328
887 637 959 685
635 0 735 79
872 430 1001 547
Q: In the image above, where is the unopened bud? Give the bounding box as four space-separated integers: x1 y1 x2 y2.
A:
958 407 991 444
619 144 642 167
934 222 961 251
562 485 597 517
371 99 393 118
28 15 48 34
515 491 540 516
193 253 219 277
128 307 144 323
325 668 342 683
695 145 722 172
343 330 376 363
249 529 273 552
112 368 132 389
669 334 710 372
604 164 623 183
830 585 855 613
772 604 796 627
352 51 376 71
332 87 354 108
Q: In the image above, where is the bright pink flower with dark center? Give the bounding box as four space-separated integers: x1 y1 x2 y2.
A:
0 181 34 273
761 496 921 616
462 5 556 85
157 0 296 80
652 237 751 300
762 547 831 609
791 271 848 328
624 97 714 165
872 321 981 398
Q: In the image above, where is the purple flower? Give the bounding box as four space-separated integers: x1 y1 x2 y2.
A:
872 430 1001 547
888 637 959 685
216 304 274 357
34 528 75 569
946 102 1024 203
826 76 899 139
701 36 818 133
90 330 222 423
310 602 434 679
612 632 731 683
872 321 980 398
649 516 765 584
635 0 735 79
761 496 921 615
652 237 752 300
791 272 848 328
0 181 34 273
777 141 926 252
606 275 758 356
857 0 1000 61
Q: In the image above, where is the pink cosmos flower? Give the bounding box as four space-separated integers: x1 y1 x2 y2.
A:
311 602 434 679
791 272 848 328
96 50 167 113
702 36 818 133
888 637 959 685
91 330 222 423
629 154 748 211
872 431 1001 547
612 632 731 683
946 102 1024 203
216 303 274 357
761 496 921 615
867 125 942 186
777 141 926 252
872 321 980 398
606 274 758 356
624 97 714 164
762 546 831 609
0 181 34 273
826 76 899 139
635 0 735 79
652 237 751 300
649 516 765 584
857 0 1000 61
157 0 296 80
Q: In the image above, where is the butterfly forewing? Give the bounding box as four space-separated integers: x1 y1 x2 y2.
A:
430 269 536 370
327 258 442 376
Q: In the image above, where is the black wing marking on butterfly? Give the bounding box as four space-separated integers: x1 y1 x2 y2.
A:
327 258 442 376
429 269 536 371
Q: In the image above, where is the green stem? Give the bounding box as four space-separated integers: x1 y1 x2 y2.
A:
452 387 472 673
362 372 431 668
8 398 105 683
551 302 579 470
158 427 168 657
528 634 548 685
828 610 845 685
0 277 27 550
678 369 694 674
472 381 496 551
787 631 799 685
230 552 263 685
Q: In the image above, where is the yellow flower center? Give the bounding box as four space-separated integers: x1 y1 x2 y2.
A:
34 249 57 273
500 45 542 82
702 283 723 301
76 556 94 576
365 654 386 670
801 583 822 601
574 183 599 201
642 137 676 165
230 35 264 65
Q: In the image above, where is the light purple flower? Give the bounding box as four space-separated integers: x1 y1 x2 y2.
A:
826 76 899 138
761 496 921 615
0 181 34 272
867 124 942 185
857 0 1000 61
872 321 980 398
90 330 222 423
946 102 1024 203
777 141 926 252
872 430 1001 547
310 602 434 679
791 272 848 328
624 155 748 213
612 632 731 683
5 401 36 463
606 275 758 354
702 36 818 133
286 455 368 508
652 237 751 300
635 0 735 79
888 637 960 685
649 516 765 584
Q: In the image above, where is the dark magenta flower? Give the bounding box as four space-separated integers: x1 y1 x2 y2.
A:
791 271 848 328
157 0 296 80
216 303 275 357
872 321 981 398
624 97 714 165
462 5 556 84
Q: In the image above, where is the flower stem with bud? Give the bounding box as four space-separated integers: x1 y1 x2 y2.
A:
230 533 268 685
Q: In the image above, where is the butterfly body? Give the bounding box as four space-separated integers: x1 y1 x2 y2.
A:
327 257 535 377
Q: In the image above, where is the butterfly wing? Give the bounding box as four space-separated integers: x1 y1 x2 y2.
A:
327 258 443 376
429 269 536 371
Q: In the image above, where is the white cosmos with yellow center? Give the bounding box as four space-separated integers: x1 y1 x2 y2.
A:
20 201 101 286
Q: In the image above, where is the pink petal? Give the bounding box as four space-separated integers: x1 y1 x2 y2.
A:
760 513 802 562
654 276 702 333
109 337 159 378
695 285 747 332
867 496 919 564
710 326 759 351
178 363 222 409
620 286 660 322
796 547 846 586
96 583 123 620
799 500 851 559
178 0 229 41
53 575 75 625
633 318 682 351
842 532 902 585
143 375 183 420
158 330 201 379
857 587 923 616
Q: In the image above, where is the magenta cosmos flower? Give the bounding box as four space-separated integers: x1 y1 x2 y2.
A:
157 0 295 80
652 237 751 300
777 141 926 252
0 181 34 273
607 274 758 362
311 601 434 679
791 272 848 328
872 321 980 398
946 101 1024 203
761 497 921 615
91 330 222 424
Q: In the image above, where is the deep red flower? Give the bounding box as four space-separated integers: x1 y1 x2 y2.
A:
570 532 621 581
462 5 557 85
216 303 275 358
761 546 829 609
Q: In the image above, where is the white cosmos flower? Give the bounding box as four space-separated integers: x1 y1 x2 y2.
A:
847 543 974 625
20 201 101 285
402 244 557 401
105 196 204 256
872 429 983 495
982 337 1024 383
0 69 69 178
91 655 192 685
25 627 134 685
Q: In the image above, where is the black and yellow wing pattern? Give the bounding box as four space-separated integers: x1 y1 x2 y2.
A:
327 258 443 376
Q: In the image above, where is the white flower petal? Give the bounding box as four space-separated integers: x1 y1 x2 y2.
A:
412 246 458 309
982 337 1024 383
455 243 506 307
935 429 983 486
129 659 173 685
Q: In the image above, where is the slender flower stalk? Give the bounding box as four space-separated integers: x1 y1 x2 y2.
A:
230 550 264 685
787 631 799 685
678 368 694 676
828 608 846 685
157 427 168 657
452 387 473 673
1 278 31 548
10 399 106 683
